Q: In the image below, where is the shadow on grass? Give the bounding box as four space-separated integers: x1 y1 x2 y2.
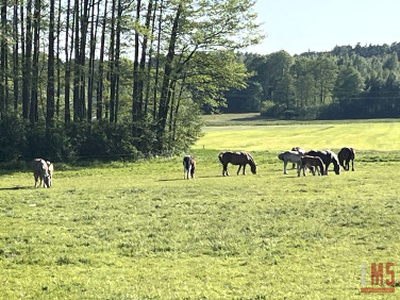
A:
0 186 34 191
231 114 266 122
157 175 222 182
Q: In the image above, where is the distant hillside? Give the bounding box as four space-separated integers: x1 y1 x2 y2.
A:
224 43 400 120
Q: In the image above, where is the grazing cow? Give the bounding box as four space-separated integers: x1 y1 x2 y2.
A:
305 150 340 175
298 155 325 177
338 147 355 171
183 155 196 179
31 158 52 188
218 151 257 176
291 147 306 169
278 150 303 174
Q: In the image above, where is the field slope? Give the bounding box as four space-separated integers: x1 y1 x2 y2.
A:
196 114 400 151
1 115 399 299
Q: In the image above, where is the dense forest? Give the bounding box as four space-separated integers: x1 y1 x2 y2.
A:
0 0 262 163
225 43 400 120
1 0 399 164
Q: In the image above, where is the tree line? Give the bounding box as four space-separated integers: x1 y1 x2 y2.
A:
225 43 400 119
0 0 262 163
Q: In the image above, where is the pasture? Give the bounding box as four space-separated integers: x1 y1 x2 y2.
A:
1 115 400 299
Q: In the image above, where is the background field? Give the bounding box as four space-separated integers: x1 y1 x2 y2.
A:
197 113 400 151
1 115 399 299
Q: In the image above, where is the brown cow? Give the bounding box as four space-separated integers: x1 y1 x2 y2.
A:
183 155 196 179
298 155 325 177
218 151 257 176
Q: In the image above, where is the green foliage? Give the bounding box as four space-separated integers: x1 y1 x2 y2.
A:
233 43 400 119
26 122 74 162
259 100 282 117
0 113 28 162
334 65 364 100
79 121 141 161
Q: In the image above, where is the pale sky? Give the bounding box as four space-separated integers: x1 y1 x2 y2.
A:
246 0 400 55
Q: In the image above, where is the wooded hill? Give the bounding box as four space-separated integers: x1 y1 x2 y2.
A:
225 43 400 120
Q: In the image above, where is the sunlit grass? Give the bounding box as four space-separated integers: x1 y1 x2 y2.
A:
194 119 400 151
1 116 400 298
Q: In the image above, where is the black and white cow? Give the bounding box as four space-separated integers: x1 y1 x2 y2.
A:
183 155 196 179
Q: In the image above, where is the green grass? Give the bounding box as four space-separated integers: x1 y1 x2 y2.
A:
1 116 400 299
197 113 400 151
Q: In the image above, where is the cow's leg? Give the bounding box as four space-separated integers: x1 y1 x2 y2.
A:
283 161 288 174
351 159 354 171
237 165 242 175
311 166 316 176
223 164 229 176
191 166 195 179
297 163 301 175
242 164 246 175
316 165 321 176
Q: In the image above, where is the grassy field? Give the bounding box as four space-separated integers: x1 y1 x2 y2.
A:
197 113 400 151
1 115 400 299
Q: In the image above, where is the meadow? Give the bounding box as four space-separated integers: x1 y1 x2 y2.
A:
0 114 399 299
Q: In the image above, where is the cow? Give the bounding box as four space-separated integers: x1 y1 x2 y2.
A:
31 158 53 188
183 155 196 179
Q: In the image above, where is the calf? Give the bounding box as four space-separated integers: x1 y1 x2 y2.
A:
298 155 325 177
31 158 52 188
183 155 196 179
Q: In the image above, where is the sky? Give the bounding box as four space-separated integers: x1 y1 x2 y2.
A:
246 0 400 55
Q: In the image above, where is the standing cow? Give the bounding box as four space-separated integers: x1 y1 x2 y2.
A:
298 155 325 177
31 158 53 188
183 155 196 179
338 147 355 171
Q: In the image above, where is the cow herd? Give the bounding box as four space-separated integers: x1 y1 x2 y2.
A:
182 147 355 180
31 147 355 187
278 147 354 177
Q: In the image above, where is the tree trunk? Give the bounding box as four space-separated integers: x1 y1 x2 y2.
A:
131 0 141 120
73 0 80 121
13 0 19 111
22 1 31 119
56 0 62 116
108 0 116 122
30 0 41 126
64 0 72 122
114 0 122 123
152 0 163 119
1 0 8 113
144 0 158 116
79 0 89 119
47 0 55 129
139 0 152 117
96 0 108 120
87 0 98 123
157 2 182 151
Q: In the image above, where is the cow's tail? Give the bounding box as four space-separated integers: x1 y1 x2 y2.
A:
218 152 224 164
